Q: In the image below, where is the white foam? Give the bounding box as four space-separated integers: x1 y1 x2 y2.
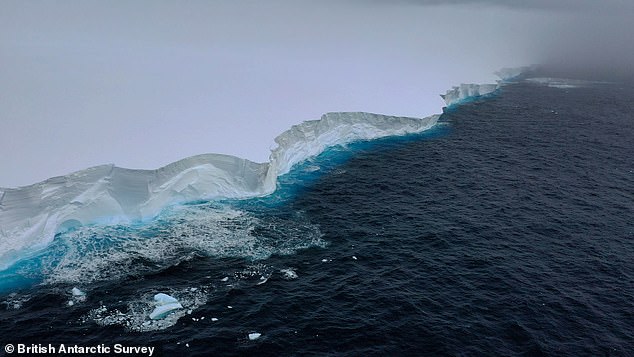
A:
41 205 324 286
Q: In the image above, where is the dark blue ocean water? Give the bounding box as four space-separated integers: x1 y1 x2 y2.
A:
1 80 633 356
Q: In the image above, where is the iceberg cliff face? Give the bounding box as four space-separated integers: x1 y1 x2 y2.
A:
0 112 438 270
440 83 500 107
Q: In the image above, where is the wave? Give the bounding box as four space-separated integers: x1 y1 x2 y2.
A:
0 69 528 271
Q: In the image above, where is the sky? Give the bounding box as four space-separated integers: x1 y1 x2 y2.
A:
1 0 632 187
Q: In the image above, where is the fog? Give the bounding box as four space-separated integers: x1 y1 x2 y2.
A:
1 1 631 187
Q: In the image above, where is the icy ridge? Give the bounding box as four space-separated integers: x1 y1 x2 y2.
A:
440 65 535 107
0 112 437 270
440 83 500 107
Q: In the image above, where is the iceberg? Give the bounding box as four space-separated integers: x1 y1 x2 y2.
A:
1 68 531 272
440 83 499 107
495 65 537 81
440 66 536 107
0 112 437 270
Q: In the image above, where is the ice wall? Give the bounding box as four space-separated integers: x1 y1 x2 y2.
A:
440 83 500 107
0 112 438 270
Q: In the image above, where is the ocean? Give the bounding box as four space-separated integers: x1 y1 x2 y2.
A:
1 78 633 356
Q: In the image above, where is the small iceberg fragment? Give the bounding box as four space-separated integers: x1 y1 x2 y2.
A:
149 293 183 320
68 287 86 305
248 332 262 341
280 268 298 280
71 287 86 297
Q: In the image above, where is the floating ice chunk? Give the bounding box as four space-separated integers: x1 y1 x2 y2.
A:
249 333 262 341
221 277 229 282
149 293 183 320
211 317 219 322
280 268 298 280
69 287 87 303
154 293 179 305
149 303 183 320
352 256 358 260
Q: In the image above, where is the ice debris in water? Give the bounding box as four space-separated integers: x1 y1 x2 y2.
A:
150 293 183 320
68 287 87 306
84 288 208 332
72 287 85 297
3 293 30 310
280 268 298 280
249 333 262 341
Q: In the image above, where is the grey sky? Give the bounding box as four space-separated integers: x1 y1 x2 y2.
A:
1 1 631 187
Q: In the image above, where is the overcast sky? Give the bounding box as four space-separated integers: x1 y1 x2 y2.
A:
1 0 632 187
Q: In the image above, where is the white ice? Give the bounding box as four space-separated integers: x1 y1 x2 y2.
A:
149 293 183 320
